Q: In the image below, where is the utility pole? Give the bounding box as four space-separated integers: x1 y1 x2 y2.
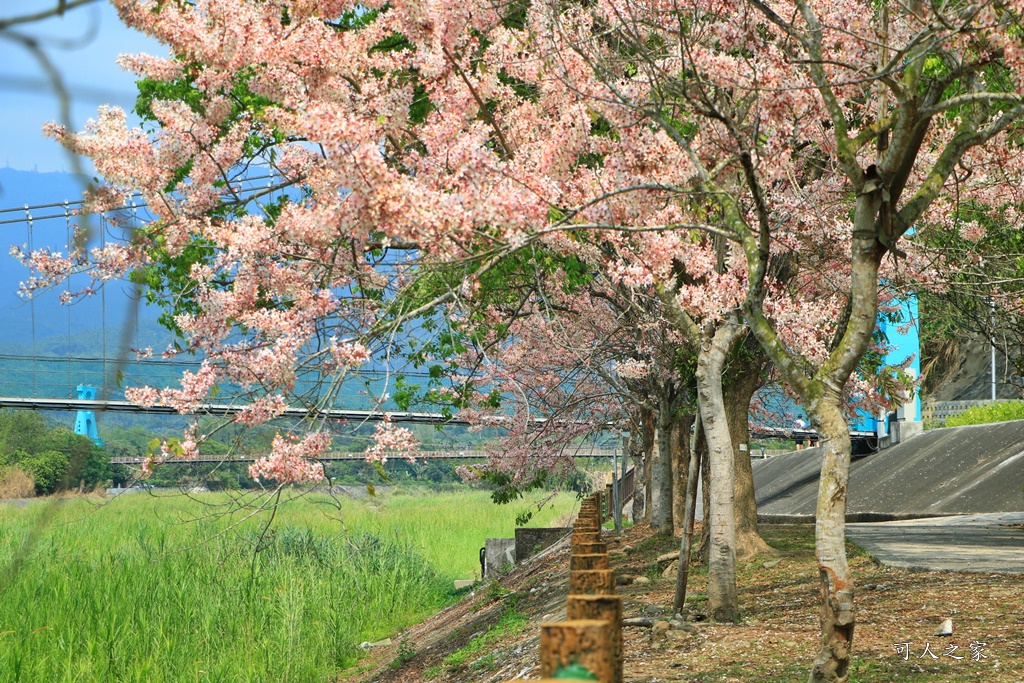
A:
612 434 623 535
991 298 997 402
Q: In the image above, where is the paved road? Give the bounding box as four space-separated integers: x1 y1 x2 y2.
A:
847 512 1024 574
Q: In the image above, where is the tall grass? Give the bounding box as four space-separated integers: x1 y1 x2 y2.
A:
0 489 573 682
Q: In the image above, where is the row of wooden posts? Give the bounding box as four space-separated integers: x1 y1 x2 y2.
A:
505 491 623 683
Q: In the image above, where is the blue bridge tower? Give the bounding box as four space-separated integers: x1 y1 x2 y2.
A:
74 385 104 447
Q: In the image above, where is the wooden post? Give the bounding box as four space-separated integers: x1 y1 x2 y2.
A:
570 541 607 556
539 620 614 682
509 490 622 683
570 553 610 571
569 569 616 596
570 532 602 546
566 596 623 683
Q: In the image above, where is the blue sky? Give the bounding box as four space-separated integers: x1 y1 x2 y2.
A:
1 1 165 173
0 2 170 355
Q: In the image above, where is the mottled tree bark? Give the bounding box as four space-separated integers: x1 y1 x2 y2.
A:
744 183 886 682
672 415 693 530
805 399 856 683
650 392 675 535
724 338 773 561
630 431 646 525
642 408 655 525
698 429 711 562
674 409 703 613
695 319 745 622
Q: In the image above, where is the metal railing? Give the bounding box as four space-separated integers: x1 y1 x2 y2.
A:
109 447 622 465
921 399 1012 426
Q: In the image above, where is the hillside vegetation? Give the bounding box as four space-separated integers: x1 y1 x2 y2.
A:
945 401 1024 427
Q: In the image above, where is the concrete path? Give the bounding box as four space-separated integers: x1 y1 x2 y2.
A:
847 512 1024 574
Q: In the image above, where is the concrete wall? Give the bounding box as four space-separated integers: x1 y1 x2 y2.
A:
753 420 1024 516
515 527 570 565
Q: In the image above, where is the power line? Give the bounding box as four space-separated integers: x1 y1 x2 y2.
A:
0 172 282 225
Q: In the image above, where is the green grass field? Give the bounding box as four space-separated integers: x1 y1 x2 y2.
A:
0 488 575 682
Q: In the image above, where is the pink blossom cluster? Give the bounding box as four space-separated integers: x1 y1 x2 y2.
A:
124 362 218 413
365 420 419 464
249 432 330 484
329 341 372 368
613 359 650 380
235 395 289 425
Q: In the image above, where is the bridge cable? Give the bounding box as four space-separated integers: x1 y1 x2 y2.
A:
131 195 141 388
26 205 37 397
65 200 72 397
100 212 107 400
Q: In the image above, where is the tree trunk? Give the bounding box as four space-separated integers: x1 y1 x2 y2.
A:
642 408 655 525
674 409 703 613
630 433 645 524
724 341 773 561
650 392 675 535
742 187 885 682
698 430 710 562
805 399 855 683
695 320 745 622
672 415 693 531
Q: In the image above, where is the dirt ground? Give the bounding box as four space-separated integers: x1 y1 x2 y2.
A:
341 522 1024 683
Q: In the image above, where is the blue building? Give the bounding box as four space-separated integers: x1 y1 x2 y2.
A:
851 294 922 440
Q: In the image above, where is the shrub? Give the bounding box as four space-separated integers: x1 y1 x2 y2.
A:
0 466 35 498
15 449 70 495
945 401 1024 427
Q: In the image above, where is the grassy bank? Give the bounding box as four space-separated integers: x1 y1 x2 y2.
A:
0 489 574 682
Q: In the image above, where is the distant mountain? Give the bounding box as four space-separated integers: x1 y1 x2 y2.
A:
0 167 88 207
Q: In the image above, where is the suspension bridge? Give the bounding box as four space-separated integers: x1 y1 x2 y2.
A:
0 183 916 459
1 186 532 466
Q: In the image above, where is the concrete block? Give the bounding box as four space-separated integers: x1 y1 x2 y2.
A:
484 537 516 577
569 569 616 596
570 554 610 571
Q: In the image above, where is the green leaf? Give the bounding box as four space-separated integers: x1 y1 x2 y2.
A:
372 461 393 482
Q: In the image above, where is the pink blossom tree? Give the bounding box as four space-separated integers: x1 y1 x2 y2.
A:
565 1 1024 679
396 246 695 533
23 0 1024 679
